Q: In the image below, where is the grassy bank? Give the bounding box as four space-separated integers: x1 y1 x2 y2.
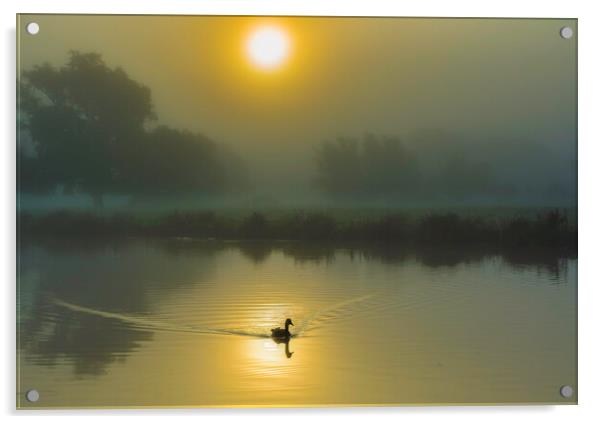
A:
18 209 576 249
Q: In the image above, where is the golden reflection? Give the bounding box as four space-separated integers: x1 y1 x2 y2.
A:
248 339 282 364
245 335 295 364
21 238 576 407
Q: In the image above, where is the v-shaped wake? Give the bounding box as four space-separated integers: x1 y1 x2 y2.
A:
52 293 375 339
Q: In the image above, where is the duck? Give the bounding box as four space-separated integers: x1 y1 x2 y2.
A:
271 318 294 339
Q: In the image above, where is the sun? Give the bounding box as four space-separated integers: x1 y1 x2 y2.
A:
245 26 291 71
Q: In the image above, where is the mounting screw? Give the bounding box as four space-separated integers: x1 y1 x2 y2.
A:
26 22 40 35
559 385 574 398
559 27 573 39
25 389 40 402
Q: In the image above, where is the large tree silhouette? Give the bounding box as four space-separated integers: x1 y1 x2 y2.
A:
18 51 244 207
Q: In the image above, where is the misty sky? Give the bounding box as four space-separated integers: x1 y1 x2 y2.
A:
18 15 577 206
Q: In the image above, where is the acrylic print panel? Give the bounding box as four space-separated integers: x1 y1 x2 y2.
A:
16 15 577 408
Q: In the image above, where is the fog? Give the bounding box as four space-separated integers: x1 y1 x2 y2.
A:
18 16 576 211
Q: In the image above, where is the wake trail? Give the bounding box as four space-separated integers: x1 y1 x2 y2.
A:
52 293 377 338
295 294 374 336
52 298 238 337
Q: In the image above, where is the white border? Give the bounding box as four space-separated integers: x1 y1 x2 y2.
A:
3 1 602 423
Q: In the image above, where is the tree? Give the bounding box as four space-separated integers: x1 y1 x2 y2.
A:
18 51 246 207
19 52 155 207
315 136 363 195
314 134 416 196
313 132 513 202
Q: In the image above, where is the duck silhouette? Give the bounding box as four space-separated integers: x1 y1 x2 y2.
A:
271 318 294 340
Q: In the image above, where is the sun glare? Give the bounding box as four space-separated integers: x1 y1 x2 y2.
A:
245 26 291 71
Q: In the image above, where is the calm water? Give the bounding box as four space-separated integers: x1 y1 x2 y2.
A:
17 239 577 407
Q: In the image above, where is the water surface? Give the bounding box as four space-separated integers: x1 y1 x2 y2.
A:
17 239 577 407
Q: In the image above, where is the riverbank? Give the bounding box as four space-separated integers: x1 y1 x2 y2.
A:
18 208 576 249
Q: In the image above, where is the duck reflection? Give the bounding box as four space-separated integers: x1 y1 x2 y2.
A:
271 318 295 358
271 335 294 359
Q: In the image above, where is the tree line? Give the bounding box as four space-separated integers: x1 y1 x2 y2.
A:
313 133 518 201
19 209 576 250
